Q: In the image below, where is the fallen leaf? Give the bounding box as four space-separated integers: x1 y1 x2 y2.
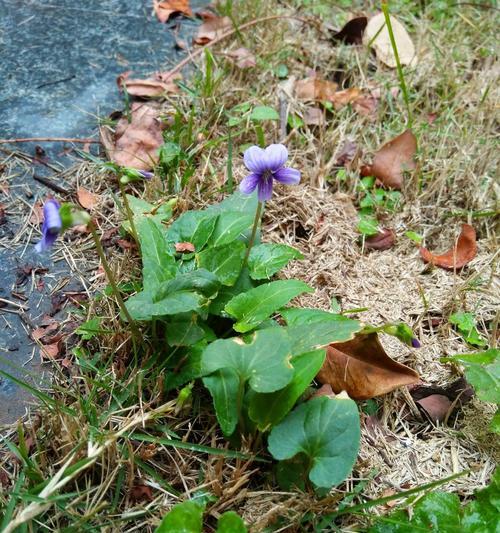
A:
364 12 416 68
295 78 339 101
153 0 192 23
420 224 477 270
77 187 101 210
227 47 256 69
316 332 420 400
311 384 335 399
365 228 395 251
363 130 417 189
129 483 153 502
194 15 232 45
410 378 474 423
40 342 60 360
0 203 6 225
335 140 358 167
31 322 58 344
105 103 164 170
330 87 362 109
33 145 49 165
303 107 325 126
175 241 195 253
352 94 378 117
332 16 368 45
118 71 181 98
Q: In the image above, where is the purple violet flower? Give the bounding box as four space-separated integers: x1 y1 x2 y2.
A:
411 338 421 348
138 170 154 180
240 144 300 201
35 199 62 252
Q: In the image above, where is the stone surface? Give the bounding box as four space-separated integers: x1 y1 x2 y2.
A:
0 0 204 424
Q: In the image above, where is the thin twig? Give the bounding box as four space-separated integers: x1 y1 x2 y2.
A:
0 137 100 145
33 174 72 196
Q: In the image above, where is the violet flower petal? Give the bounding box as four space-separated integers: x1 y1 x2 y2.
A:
257 175 273 201
274 167 301 185
244 146 267 173
35 199 62 253
138 170 154 180
43 199 62 232
411 338 421 348
239 172 260 194
264 144 288 171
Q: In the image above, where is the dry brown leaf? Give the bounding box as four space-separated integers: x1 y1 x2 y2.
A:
194 15 232 45
153 0 192 23
295 78 338 101
107 102 164 170
365 228 395 251
129 483 154 502
364 12 416 68
364 129 417 189
77 187 101 210
311 384 335 399
332 16 368 45
316 332 420 400
175 242 196 253
335 140 358 167
420 224 477 270
118 71 181 98
40 342 60 360
330 87 362 108
227 47 256 69
410 378 474 423
303 107 325 126
354 95 379 117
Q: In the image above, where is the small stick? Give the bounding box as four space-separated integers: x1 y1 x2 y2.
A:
0 297 28 310
33 174 72 196
0 137 100 145
279 93 288 142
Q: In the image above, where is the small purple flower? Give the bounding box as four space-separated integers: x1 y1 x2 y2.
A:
240 144 300 201
35 199 62 252
411 338 421 348
138 170 154 180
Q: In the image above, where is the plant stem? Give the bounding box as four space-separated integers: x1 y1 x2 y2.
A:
118 180 138 242
255 124 266 147
243 201 263 266
381 2 413 128
89 221 139 338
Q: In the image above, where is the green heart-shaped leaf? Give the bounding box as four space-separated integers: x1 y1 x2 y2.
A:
136 217 177 292
268 396 360 489
197 241 246 286
248 243 303 280
248 349 326 431
225 280 313 333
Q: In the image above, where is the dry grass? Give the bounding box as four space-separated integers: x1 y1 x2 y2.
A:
0 0 499 531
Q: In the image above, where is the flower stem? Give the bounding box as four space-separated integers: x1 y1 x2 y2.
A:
254 124 266 148
119 180 139 242
89 220 140 338
243 201 263 266
381 2 412 128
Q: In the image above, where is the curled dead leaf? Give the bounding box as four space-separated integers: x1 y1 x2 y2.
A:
103 102 164 171
227 47 256 69
40 342 60 360
335 140 358 167
419 224 477 270
410 378 474 423
303 107 325 126
364 12 416 68
365 228 395 251
194 15 232 45
316 332 420 400
311 383 335 399
118 71 181 98
295 78 338 101
364 130 417 190
153 0 192 24
77 187 101 210
330 87 361 108
175 242 195 253
332 16 368 45
129 483 153 502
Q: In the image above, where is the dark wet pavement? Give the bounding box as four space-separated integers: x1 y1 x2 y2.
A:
0 0 204 423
